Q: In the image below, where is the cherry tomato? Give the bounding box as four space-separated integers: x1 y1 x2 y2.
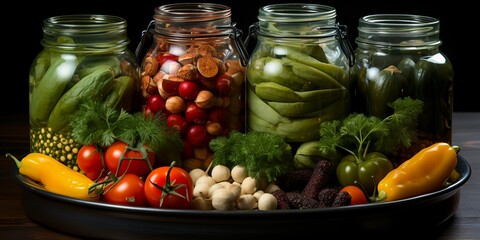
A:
103 174 147 207
105 141 155 177
167 114 188 134
147 94 166 115
77 145 107 181
215 74 234 96
186 124 210 147
185 103 208 124
144 162 193 209
178 81 199 100
340 185 369 205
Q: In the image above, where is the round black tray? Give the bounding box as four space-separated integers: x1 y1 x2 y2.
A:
14 155 471 239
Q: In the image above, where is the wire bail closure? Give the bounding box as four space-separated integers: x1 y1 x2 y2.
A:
135 21 248 67
335 24 355 67
135 20 155 64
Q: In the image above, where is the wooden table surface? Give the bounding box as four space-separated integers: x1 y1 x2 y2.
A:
0 113 479 239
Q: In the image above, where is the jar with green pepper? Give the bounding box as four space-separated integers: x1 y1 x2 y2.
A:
28 15 141 171
352 14 453 162
245 3 354 146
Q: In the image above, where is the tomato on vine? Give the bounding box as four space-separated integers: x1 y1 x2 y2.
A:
103 173 147 207
69 101 183 182
77 144 107 181
144 161 193 209
105 141 155 177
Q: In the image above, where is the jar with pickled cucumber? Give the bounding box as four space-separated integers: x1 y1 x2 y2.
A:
136 3 248 171
352 14 453 161
245 3 354 144
29 15 140 171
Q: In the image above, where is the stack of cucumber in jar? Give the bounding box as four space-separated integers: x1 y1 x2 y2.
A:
247 45 350 143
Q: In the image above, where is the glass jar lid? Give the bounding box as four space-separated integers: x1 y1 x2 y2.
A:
153 3 233 36
256 3 337 37
356 14 441 48
42 15 129 52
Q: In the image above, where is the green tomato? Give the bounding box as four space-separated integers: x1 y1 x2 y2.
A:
336 152 393 195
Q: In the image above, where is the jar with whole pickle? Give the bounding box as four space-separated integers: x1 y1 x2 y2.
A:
245 3 354 166
136 3 248 171
29 15 140 171
352 14 453 162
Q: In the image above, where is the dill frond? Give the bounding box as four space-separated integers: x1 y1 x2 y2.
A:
210 131 292 183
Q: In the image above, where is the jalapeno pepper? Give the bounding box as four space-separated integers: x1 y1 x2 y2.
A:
8 152 97 201
373 142 458 202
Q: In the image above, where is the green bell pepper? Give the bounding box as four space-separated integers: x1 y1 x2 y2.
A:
336 151 393 195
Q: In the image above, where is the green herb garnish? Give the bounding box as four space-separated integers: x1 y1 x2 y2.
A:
318 97 424 157
70 99 183 154
209 131 292 183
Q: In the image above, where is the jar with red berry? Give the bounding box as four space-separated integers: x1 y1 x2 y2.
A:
136 3 248 171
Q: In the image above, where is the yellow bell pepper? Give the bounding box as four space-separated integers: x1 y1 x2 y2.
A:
8 152 96 201
374 142 459 202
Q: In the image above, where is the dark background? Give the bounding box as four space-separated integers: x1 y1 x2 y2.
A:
3 0 477 116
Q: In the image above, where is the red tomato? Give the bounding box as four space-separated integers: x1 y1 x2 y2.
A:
340 185 369 205
105 141 155 177
147 94 166 115
186 124 210 147
167 114 188 134
77 145 107 180
185 103 208 124
144 163 193 209
215 74 234 96
178 81 199 100
103 174 147 207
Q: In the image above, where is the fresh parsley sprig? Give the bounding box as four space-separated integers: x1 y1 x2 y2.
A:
318 97 424 160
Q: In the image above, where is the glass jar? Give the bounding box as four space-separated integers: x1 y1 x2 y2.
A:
28 15 140 170
352 14 453 161
136 3 248 171
245 3 354 144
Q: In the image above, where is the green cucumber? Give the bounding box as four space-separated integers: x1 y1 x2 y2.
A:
276 46 348 83
367 65 408 119
103 75 135 110
48 66 116 132
29 54 80 126
247 57 317 91
282 58 343 89
255 82 346 102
